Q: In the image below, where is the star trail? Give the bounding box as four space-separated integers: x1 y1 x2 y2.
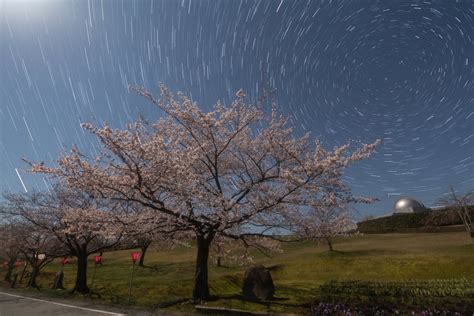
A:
0 0 473 217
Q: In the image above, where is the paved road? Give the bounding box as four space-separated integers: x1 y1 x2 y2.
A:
0 291 127 316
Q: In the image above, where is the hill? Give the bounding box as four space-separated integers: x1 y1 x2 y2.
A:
357 206 474 234
2 232 474 314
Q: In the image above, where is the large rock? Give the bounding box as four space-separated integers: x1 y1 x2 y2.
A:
242 265 275 300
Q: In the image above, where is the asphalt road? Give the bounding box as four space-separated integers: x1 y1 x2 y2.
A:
0 291 127 316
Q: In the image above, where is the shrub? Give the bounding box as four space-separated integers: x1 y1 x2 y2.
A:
357 206 474 234
357 212 430 234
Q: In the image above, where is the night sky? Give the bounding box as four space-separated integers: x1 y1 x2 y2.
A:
1 0 473 218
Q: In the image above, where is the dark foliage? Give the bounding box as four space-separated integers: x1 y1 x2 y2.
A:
357 212 430 234
357 206 474 234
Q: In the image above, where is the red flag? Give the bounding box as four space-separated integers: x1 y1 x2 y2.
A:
94 255 102 264
131 252 140 263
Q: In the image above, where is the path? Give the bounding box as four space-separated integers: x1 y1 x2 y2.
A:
0 291 127 316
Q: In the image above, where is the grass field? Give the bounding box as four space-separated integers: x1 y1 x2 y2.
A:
3 232 474 314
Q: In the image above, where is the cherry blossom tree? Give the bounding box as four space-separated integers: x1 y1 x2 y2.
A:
0 219 62 287
2 189 125 294
28 85 381 300
15 223 64 288
295 192 373 251
210 235 234 267
0 224 22 283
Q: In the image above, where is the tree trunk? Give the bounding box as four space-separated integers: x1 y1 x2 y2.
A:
216 244 222 267
73 252 89 294
4 256 16 282
192 233 213 300
19 261 28 284
27 266 39 288
327 237 334 252
52 271 65 290
138 244 149 267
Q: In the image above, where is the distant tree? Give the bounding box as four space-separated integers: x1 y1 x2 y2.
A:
295 192 373 251
210 235 232 267
2 188 125 293
438 186 474 242
125 226 176 268
0 224 22 282
27 85 381 300
134 235 152 267
15 223 65 288
119 205 185 267
210 234 281 267
0 220 62 287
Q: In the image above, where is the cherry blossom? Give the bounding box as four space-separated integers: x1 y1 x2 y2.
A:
28 86 380 299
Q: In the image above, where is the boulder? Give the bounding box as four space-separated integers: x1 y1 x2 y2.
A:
242 265 275 300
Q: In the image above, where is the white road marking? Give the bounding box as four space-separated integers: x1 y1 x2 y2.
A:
0 291 126 315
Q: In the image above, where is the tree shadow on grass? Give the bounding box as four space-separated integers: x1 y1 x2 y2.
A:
217 294 309 308
214 264 235 269
152 294 308 311
318 249 396 257
138 262 175 274
153 297 191 309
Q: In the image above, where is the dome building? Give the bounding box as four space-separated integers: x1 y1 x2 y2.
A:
392 197 427 215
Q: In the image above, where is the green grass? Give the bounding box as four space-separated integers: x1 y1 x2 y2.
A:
2 232 474 314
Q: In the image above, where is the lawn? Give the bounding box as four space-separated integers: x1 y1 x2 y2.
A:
2 232 474 314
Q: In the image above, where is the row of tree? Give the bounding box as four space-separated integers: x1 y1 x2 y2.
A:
1 86 381 300
0 189 172 291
